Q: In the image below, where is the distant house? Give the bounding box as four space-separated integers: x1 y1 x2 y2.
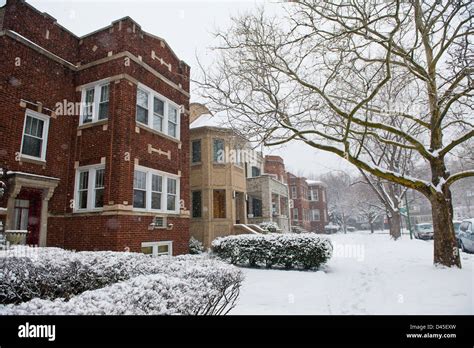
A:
247 156 291 233
189 104 292 247
286 173 329 233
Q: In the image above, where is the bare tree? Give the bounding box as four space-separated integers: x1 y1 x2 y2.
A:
352 179 385 234
320 171 355 233
197 0 473 267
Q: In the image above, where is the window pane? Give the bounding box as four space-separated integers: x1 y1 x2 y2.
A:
133 171 146 189
157 244 169 254
24 116 33 135
83 88 94 123
153 114 163 131
141 246 153 255
151 192 161 209
154 97 164 115
79 171 89 190
79 190 88 209
133 190 146 208
152 175 162 192
251 166 261 177
167 194 176 211
100 85 109 102
95 169 105 188
167 178 176 194
98 103 109 120
22 135 42 158
168 106 178 123
168 122 176 137
136 89 148 124
137 89 148 108
192 140 201 163
95 189 104 208
25 116 43 137
136 106 148 124
192 191 202 218
213 139 224 163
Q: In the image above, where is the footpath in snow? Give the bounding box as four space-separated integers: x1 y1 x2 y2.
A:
232 232 473 315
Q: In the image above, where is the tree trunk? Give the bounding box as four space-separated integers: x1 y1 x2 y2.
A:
389 212 401 240
370 222 374 234
430 192 461 268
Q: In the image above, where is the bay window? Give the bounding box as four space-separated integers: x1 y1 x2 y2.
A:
135 84 180 140
133 166 180 213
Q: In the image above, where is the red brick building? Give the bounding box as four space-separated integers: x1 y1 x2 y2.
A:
0 0 190 255
307 180 328 233
286 173 328 233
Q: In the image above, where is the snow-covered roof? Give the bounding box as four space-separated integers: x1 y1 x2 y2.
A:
306 179 326 187
190 112 229 130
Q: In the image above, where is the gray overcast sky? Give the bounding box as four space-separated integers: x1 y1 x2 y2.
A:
21 0 355 177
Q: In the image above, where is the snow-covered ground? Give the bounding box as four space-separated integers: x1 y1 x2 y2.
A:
232 232 473 315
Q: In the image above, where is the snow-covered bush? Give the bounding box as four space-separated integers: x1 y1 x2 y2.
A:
0 247 243 315
189 237 204 254
259 221 279 233
212 233 332 270
2 257 243 315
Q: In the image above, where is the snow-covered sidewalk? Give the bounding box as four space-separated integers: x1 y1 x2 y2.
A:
232 232 473 315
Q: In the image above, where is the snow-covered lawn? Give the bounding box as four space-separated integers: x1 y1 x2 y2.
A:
232 232 473 315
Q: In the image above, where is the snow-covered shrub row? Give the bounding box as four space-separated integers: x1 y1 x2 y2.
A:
259 221 279 233
2 256 243 315
211 233 333 269
0 246 243 314
189 237 205 254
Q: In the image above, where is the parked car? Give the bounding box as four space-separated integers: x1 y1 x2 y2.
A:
413 223 434 240
324 224 340 234
458 218 474 253
453 220 462 246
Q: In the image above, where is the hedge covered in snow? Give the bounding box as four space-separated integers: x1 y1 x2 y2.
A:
211 233 333 269
0 247 243 315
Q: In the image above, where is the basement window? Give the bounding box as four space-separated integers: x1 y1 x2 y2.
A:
135 84 181 140
141 241 173 257
80 83 110 125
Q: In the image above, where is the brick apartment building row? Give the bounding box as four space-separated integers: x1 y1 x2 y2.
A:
0 0 190 255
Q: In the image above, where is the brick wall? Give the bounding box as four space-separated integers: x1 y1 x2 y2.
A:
0 0 190 254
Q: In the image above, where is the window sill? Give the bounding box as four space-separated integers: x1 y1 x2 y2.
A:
132 208 180 215
78 119 108 130
136 123 181 144
72 209 104 214
191 162 202 166
19 156 46 166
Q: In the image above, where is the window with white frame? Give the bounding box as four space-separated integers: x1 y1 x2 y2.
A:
292 208 298 220
311 209 321 221
141 241 173 257
75 165 106 211
135 85 180 139
21 110 50 161
80 83 110 125
291 186 297 199
308 188 319 201
133 166 180 213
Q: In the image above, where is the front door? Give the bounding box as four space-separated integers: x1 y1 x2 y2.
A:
14 189 42 245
